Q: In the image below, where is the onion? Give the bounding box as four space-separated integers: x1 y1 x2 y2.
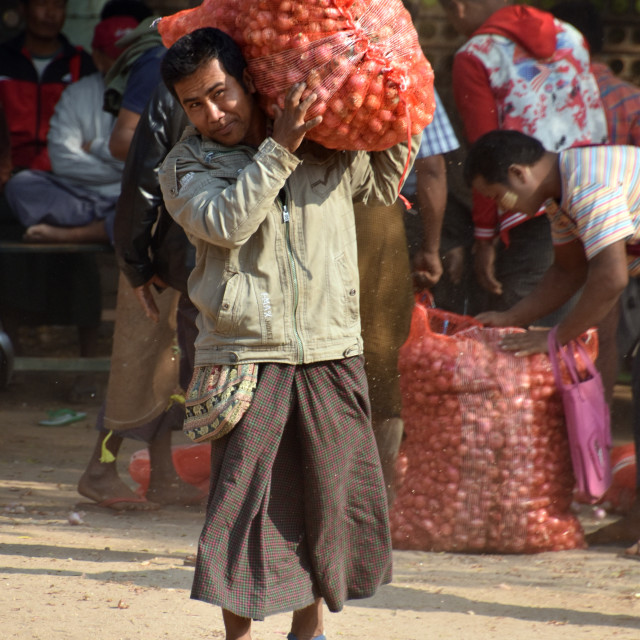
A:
389 301 598 553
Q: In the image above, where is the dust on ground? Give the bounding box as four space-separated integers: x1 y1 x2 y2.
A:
1 368 639 640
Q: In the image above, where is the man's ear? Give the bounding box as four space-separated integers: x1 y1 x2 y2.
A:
507 164 530 185
243 69 256 94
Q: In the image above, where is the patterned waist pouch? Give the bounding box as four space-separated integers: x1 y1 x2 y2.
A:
183 363 259 442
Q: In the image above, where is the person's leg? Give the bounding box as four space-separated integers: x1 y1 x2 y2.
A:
290 598 324 640
222 609 252 640
5 170 108 229
355 201 413 505
221 599 324 640
78 405 203 508
145 295 204 505
145 408 205 505
586 343 640 545
77 419 160 510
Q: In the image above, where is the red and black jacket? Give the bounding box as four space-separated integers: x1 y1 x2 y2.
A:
0 33 95 172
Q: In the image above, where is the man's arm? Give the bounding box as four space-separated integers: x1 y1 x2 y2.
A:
411 154 446 289
553 240 629 340
452 51 505 293
408 89 460 290
114 84 190 321
479 240 588 327
452 52 500 147
48 79 123 184
108 107 141 161
479 239 629 353
350 131 423 208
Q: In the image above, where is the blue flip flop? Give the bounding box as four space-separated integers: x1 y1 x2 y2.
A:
287 634 326 640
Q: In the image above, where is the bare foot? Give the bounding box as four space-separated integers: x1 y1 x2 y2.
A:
146 477 207 506
24 221 109 244
624 540 640 557
77 466 160 511
585 500 640 545
24 224 75 243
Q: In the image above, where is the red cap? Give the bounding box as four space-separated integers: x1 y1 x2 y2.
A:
91 16 138 60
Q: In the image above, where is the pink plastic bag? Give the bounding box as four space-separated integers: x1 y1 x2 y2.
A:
547 327 612 503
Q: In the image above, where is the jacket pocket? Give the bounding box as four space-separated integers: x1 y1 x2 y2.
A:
216 273 241 336
335 252 359 327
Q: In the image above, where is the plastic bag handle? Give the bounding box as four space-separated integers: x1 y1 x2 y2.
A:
547 326 599 387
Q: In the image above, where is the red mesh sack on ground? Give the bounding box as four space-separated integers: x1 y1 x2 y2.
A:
157 0 434 151
129 443 211 495
599 443 637 514
390 298 599 553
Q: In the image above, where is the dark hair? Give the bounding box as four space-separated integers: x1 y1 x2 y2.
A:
549 0 603 55
464 130 546 185
100 0 152 22
161 28 247 101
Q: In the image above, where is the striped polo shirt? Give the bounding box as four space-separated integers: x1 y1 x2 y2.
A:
548 145 640 276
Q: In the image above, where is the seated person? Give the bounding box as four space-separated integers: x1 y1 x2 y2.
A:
0 0 96 186
0 0 98 359
4 16 138 244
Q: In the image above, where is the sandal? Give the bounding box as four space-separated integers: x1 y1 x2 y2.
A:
38 408 87 426
287 635 326 640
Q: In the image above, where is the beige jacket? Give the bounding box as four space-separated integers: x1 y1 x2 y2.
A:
159 128 420 366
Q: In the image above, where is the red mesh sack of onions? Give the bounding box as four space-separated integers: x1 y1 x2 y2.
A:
155 0 243 47
390 299 599 553
157 0 435 151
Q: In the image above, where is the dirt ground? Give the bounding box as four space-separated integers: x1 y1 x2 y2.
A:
1 365 640 640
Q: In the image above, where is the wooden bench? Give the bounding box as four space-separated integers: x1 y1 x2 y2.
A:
0 240 115 385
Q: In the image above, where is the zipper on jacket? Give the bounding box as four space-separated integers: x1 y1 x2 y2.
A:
279 189 304 362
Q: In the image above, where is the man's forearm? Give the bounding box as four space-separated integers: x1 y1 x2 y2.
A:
554 243 629 344
415 154 446 252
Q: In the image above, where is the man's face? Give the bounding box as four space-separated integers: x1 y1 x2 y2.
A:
174 58 263 147
25 0 66 40
472 172 544 217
